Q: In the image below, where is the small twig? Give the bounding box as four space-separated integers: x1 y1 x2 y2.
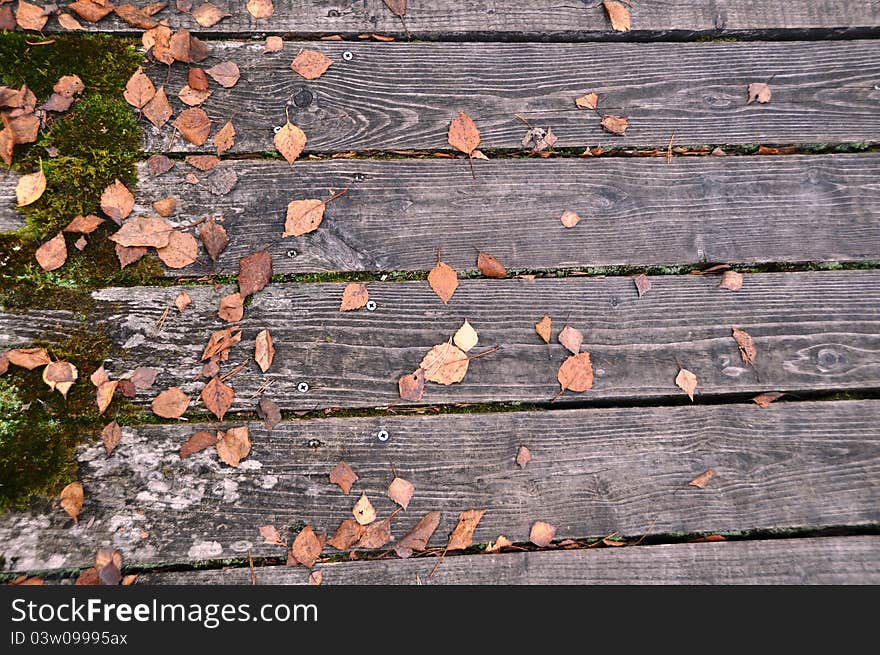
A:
666 132 675 165
429 546 448 578
398 15 411 40
153 306 170 334
466 345 502 362
389 462 398 478
467 153 475 179
174 216 208 231
248 550 256 585
322 187 350 205
513 113 535 129
220 361 247 382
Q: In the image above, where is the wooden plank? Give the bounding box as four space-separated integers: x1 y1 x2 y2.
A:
138 537 880 585
49 1 880 40
135 154 880 276
140 40 880 153
1 401 877 571
0 171 24 233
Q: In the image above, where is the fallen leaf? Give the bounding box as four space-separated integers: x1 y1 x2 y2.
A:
178 84 212 106
732 327 757 367
143 86 172 129
96 380 118 414
147 154 174 176
64 214 104 234
74 236 87 251
115 244 147 268
308 569 322 585
16 167 46 206
420 342 469 385
603 0 631 32
206 167 238 195
206 61 240 88
74 568 100 586
291 49 332 80
35 232 67 272
191 2 229 27
216 426 250 467
115 3 159 29
558 352 594 392
151 387 190 418
352 492 376 525
257 395 281 431
0 352 8 376
448 110 480 154
7 347 50 369
328 519 365 550
382 0 406 17
60 481 83 523
43 361 78 398
394 511 440 558
68 0 115 22
675 367 697 401
10 576 44 585
283 199 325 236
274 119 307 165
689 469 715 489
179 430 217 458
515 445 531 468
186 154 220 171
246 0 274 17
575 92 598 109
108 216 172 248
218 292 244 322
101 421 121 455
558 324 583 355
529 521 556 547
238 250 272 298
156 231 198 268
15 0 48 31
288 525 322 567
354 516 392 549
560 209 581 228
447 509 486 551
485 535 513 553
747 82 772 104
116 380 136 399
398 368 425 401
634 273 651 298
173 107 211 146
477 251 506 278
169 29 209 64
535 314 551 343
453 320 478 352
263 36 283 53
328 460 359 495
129 367 159 391
254 329 275 373
202 376 234 420
388 477 414 509
428 259 458 304
752 391 784 408
149 197 176 219
123 67 156 109
100 179 135 223
201 326 242 360
213 120 235 155
199 217 229 261
259 525 285 546
719 270 743 291
187 68 209 91
600 114 628 135
340 283 369 311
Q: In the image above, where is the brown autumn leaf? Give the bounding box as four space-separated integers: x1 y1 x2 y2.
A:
388 477 415 510
535 314 552 343
383 0 406 17
238 250 272 298
35 232 67 272
116 379 136 399
354 516 392 549
603 0 631 32
173 107 211 146
575 92 599 110
171 291 190 315
216 426 250 467
108 216 172 248
16 0 48 31
560 209 581 228
352 492 376 525
477 251 506 278
151 387 190 418
291 49 332 80
213 120 235 155
156 231 198 269
206 61 240 88
7 347 50 370
529 521 556 547
254 329 275 373
752 391 784 408
68 0 114 22
129 367 159 391
142 86 172 129
202 376 234 420
16 167 46 207
247 0 273 18
732 327 757 367
420 342 469 385
96 380 118 414
179 430 218 458
186 154 220 171
100 179 135 223
74 236 87 251
289 525 322 567
675 367 697 401
115 4 159 29
634 273 652 298
558 324 583 355
192 2 229 27
453 320 478 352
600 114 629 135
256 395 281 431
60 481 84 523
147 154 174 176
152 196 176 218
169 29 209 64
719 270 743 291
0 126 13 167
206 168 238 195
283 199 325 236
101 421 122 455
395 511 440 558
328 519 365 551
447 509 486 551
218 292 244 322
187 67 209 91
398 368 425 401
0 352 8 376
199 218 229 261
340 283 369 311
448 110 480 154
74 568 100 586
689 469 715 489
10 576 45 585
329 460 358 494
178 84 212 106
201 326 242 360
274 120 307 165
558 352 594 393
747 82 772 105
8 113 39 146
263 36 283 53
259 524 285 546
515 445 531 469
115 244 147 268
428 259 458 304
485 535 513 553
123 67 156 109
43 361 78 398
64 214 104 234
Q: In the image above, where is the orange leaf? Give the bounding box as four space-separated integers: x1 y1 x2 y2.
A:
529 521 556 547
558 352 594 392
447 509 486 551
35 232 67 272
216 426 250 467
151 387 190 418
675 367 697 401
420 342 468 385
428 260 458 304
448 110 480 154
202 376 234 420
291 49 332 80
340 283 369 311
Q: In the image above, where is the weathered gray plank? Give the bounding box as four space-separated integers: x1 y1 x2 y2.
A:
138 537 880 585
140 40 880 153
0 171 24 233
47 1 880 40
133 154 880 276
1 401 877 572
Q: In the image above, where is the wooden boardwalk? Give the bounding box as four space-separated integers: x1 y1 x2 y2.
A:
0 2 878 585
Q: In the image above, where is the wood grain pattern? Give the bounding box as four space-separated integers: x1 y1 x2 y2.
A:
1 401 877 571
133 154 880 276
140 40 880 153
0 171 23 233
48 1 880 40
139 536 880 585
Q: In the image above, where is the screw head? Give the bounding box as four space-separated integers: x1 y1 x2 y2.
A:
342 51 353 61
285 249 298 258
297 382 309 393
366 300 377 311
273 125 282 133
376 429 389 442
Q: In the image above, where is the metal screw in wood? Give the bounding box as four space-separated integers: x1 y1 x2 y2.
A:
366 300 377 311
342 51 353 61
376 429 389 442
297 382 309 393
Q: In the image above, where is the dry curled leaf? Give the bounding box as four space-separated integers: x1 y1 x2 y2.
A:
395 511 440 558
156 231 198 269
169 29 209 64
453 320 478 352
101 421 121 455
689 469 715 489
535 314 551 343
428 259 458 304
96 380 117 414
108 216 172 248
515 445 531 469
64 214 104 234
398 368 425 402
257 396 281 431
191 2 229 27
216 292 242 320
115 3 159 29
259 524 285 546
68 0 115 22
600 114 629 135
274 119 307 165
289 525 322 567
179 430 217 459
575 92 598 110
246 0 273 19
35 232 67 272
123 67 156 109
254 329 275 373
151 387 190 418
16 167 46 207
603 1 631 32
147 154 174 176
634 273 651 298
202 376 234 420
238 250 272 298
340 283 369 311
448 110 480 154
329 460 358 495
291 49 332 80
558 352 594 393
675 367 697 401
352 492 376 525
719 270 743 291
213 120 235 155
186 154 220 171
560 209 581 228
201 326 242 360
732 327 757 367
206 61 240 88
558 324 583 355
328 519 365 550
447 509 486 551
355 516 393 549
420 342 469 385
206 167 238 196
7 347 50 370
388 477 415 510
199 217 229 261
60 481 83 523
116 244 146 268
216 426 250 467
477 251 506 278
100 179 135 223
485 535 513 553
747 82 772 105
178 84 211 106
529 521 556 547
173 107 211 146
43 361 78 398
